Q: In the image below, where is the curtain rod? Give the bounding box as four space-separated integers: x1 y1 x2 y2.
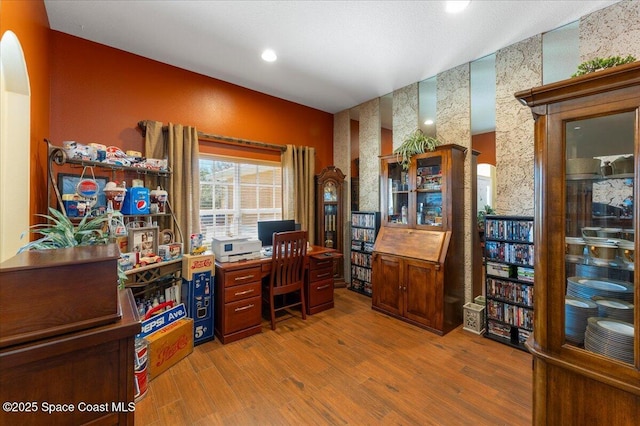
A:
138 120 286 152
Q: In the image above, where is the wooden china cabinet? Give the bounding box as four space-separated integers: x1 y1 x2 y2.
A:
372 144 466 335
516 62 640 424
316 166 345 285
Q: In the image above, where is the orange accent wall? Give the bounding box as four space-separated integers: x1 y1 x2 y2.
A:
49 32 333 170
381 127 392 156
1 0 51 223
472 131 496 166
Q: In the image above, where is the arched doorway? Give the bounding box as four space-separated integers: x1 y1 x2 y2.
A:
0 30 31 262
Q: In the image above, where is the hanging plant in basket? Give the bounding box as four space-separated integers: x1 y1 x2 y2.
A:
571 55 636 78
393 129 440 170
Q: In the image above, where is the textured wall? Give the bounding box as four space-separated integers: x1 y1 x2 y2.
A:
436 63 474 303
392 82 419 150
359 98 381 212
580 0 640 61
495 35 542 216
333 110 351 281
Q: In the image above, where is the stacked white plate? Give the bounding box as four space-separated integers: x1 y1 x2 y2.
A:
592 297 634 323
566 276 634 302
584 317 634 364
565 296 598 345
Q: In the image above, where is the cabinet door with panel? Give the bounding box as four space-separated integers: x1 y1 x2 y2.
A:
372 252 403 316
516 62 640 424
403 258 440 329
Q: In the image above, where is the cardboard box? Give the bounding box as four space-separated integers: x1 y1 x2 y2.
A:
146 317 193 380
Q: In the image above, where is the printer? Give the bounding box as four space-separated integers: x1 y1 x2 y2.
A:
212 236 262 262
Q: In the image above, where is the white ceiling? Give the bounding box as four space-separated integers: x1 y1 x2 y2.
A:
44 0 619 115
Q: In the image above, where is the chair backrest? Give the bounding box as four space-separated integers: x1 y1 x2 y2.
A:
270 230 307 289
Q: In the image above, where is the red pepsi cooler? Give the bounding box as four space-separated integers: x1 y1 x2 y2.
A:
122 187 150 214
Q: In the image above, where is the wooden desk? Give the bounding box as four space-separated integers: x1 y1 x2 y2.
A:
214 246 341 344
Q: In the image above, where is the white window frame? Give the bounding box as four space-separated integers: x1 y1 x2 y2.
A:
199 155 282 245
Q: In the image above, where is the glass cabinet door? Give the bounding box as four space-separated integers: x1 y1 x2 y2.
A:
415 155 443 227
322 181 338 248
384 160 410 225
564 111 635 364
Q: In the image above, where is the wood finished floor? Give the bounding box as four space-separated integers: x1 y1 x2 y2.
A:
135 289 532 425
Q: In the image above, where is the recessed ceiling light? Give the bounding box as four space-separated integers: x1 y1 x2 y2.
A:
261 49 277 62
445 1 471 14
424 119 434 126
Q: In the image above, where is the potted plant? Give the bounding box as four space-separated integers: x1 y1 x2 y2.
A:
19 207 128 286
393 129 440 170
477 205 496 232
571 55 636 77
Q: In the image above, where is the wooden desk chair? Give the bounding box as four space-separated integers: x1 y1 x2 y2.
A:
263 230 308 330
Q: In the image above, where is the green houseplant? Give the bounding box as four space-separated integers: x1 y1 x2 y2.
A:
393 129 440 170
19 207 128 287
477 205 496 232
571 55 636 77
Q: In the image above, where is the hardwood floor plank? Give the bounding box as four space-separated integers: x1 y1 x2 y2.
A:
135 288 532 425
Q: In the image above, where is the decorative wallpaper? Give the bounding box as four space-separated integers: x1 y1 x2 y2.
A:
392 83 419 150
359 98 381 212
580 0 640 61
495 35 541 217
436 63 474 303
333 110 351 280
332 0 638 300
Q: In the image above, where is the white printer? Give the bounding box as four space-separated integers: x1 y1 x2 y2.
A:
212 236 262 262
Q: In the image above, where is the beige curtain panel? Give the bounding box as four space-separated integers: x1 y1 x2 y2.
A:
144 121 201 251
282 144 316 245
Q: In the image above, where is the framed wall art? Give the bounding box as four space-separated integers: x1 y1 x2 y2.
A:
128 226 159 257
57 172 109 215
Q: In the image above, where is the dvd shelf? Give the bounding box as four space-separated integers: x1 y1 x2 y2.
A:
349 211 380 296
484 215 534 350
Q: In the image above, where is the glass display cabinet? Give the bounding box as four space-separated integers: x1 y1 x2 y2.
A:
380 145 465 232
516 62 640 424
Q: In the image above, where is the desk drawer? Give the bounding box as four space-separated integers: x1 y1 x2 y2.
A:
309 266 333 282
308 278 334 307
225 281 261 303
224 295 261 334
223 266 262 287
310 257 333 271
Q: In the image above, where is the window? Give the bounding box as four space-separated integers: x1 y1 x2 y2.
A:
199 156 282 246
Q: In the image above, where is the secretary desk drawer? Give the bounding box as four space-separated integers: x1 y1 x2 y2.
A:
223 266 262 287
224 296 261 334
224 281 261 303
